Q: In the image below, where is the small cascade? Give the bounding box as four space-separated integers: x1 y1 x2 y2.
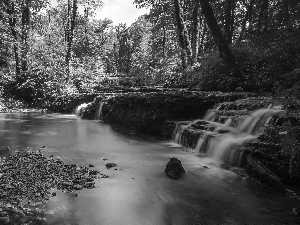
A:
173 123 190 144
95 100 104 120
172 102 285 167
195 131 216 153
75 103 89 117
224 118 232 126
203 109 215 121
206 133 256 165
237 108 282 134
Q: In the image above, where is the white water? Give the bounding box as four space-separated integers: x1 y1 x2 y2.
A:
206 133 256 164
224 118 232 126
75 103 89 117
173 124 189 143
237 108 282 134
173 107 284 167
95 101 104 120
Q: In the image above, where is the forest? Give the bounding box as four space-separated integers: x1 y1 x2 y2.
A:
0 0 299 106
1 1 300 224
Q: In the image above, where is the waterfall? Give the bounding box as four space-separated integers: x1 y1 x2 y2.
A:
75 103 89 117
95 101 104 120
173 124 189 144
224 118 232 126
237 109 282 134
172 105 284 167
203 109 215 121
206 133 256 165
195 131 216 153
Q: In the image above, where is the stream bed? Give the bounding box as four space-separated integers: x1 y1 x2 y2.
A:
0 112 299 225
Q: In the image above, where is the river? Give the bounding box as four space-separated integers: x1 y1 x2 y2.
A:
0 113 299 225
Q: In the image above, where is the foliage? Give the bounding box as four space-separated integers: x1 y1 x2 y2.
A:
179 28 300 93
1 0 300 103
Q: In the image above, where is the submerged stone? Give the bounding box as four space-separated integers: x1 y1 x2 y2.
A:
105 163 117 169
165 157 185 179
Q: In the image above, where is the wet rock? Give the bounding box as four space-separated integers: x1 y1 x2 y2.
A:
89 170 98 175
292 208 298 216
105 163 117 169
220 163 230 170
165 157 185 179
246 155 285 191
83 182 95 188
259 208 271 214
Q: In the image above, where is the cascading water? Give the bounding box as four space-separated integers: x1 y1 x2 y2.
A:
237 108 282 134
75 103 90 117
173 104 284 167
95 100 104 120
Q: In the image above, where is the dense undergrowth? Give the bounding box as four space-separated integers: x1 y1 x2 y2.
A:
177 29 300 95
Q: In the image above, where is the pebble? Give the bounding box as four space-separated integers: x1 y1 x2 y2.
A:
0 150 109 223
292 208 298 216
105 163 117 169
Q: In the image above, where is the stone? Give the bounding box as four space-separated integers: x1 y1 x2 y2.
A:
105 163 117 169
165 157 185 179
292 208 298 216
220 163 230 170
73 185 83 190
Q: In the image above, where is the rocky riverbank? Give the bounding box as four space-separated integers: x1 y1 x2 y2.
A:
0 149 108 224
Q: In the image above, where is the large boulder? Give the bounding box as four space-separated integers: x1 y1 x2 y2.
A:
165 157 185 179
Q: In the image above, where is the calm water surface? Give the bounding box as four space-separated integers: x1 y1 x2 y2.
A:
0 113 299 225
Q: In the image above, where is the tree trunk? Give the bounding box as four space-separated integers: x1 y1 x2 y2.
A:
173 0 192 69
199 0 238 72
5 1 20 77
21 0 30 77
162 25 166 58
257 0 268 32
238 0 254 41
65 0 78 80
224 0 234 44
84 7 89 45
191 0 200 64
199 17 206 54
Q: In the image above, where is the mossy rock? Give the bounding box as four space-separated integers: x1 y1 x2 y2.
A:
165 157 185 179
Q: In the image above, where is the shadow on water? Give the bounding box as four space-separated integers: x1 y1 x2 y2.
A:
0 112 299 224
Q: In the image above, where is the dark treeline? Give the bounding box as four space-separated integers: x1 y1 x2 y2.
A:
0 0 300 104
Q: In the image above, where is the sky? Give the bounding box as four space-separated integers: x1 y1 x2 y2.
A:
95 0 149 26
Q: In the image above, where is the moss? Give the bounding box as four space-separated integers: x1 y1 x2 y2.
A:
101 92 250 136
